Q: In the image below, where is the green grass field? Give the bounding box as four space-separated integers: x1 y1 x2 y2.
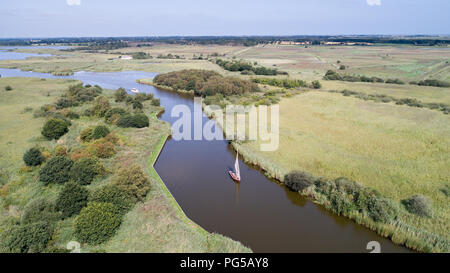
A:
0 77 250 253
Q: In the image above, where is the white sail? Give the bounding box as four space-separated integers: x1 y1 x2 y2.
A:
235 152 240 180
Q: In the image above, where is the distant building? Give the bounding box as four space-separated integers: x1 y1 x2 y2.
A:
120 55 133 60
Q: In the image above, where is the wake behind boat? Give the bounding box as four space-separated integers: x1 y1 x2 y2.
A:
228 151 241 182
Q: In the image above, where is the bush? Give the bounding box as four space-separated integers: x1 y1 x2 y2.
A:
41 118 69 140
91 125 110 140
21 199 61 225
75 202 122 245
5 85 12 91
54 145 68 156
2 221 54 253
366 196 397 223
114 88 128 102
117 113 149 128
23 148 45 166
70 148 91 161
284 171 314 192
133 100 143 110
151 98 161 106
69 158 99 185
39 156 74 185
89 185 133 214
113 165 151 202
105 107 127 124
402 194 433 217
91 96 111 117
311 80 322 89
80 127 94 142
87 141 116 158
56 182 89 218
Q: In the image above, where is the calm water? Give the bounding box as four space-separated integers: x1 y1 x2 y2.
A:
0 66 411 253
0 46 68 60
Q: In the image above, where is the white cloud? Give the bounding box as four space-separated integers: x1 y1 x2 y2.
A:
67 0 81 6
366 0 381 6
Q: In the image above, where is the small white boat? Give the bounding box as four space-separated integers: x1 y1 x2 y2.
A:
130 88 139 93
228 151 241 182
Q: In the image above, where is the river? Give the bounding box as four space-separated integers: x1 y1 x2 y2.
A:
0 63 410 252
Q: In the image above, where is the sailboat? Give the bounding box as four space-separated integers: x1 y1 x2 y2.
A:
228 151 241 182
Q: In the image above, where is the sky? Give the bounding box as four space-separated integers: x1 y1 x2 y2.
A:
0 0 449 38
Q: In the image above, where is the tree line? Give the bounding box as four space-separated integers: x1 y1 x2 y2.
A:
153 69 260 96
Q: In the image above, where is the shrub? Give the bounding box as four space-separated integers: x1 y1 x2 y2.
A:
2 221 54 253
23 148 45 166
54 145 68 156
311 80 322 89
5 85 13 91
151 98 161 106
91 125 110 140
134 93 153 102
56 98 77 109
80 127 94 142
113 164 151 202
66 111 80 119
56 182 89 218
91 96 111 117
39 156 74 185
69 158 99 185
70 148 91 161
402 194 433 217
284 171 314 192
133 100 143 110
89 185 133 214
366 196 397 223
114 87 127 102
87 141 116 158
75 202 122 245
117 113 149 128
41 118 69 140
21 199 61 225
329 188 354 216
104 133 120 144
105 107 127 123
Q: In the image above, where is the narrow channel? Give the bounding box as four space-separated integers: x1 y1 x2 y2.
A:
0 66 410 253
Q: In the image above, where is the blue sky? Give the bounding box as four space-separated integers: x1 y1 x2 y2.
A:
1 0 449 38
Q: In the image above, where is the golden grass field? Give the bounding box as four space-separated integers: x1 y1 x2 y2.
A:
237 91 449 239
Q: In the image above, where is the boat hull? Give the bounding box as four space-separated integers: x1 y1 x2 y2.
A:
228 171 241 182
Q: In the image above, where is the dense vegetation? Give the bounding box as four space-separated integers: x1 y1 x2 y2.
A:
252 78 308 88
3 35 449 47
153 69 260 96
324 70 450 88
215 59 287 75
323 70 403 84
334 90 450 114
411 79 450 88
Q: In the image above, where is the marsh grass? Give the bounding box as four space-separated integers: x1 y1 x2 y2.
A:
233 92 449 252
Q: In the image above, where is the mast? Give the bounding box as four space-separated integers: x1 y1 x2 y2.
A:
235 151 240 180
